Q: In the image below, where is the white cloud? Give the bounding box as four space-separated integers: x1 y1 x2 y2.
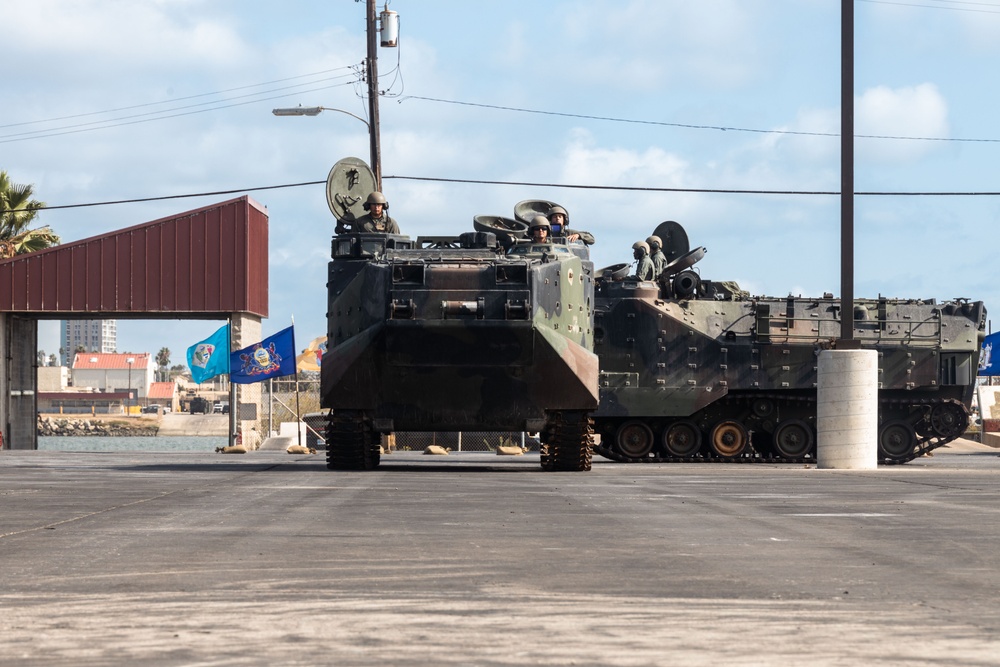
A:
856 84 949 162
7 1 248 73
535 0 764 92
560 128 689 187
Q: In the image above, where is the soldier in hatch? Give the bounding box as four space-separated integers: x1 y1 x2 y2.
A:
646 235 667 279
351 191 401 234
546 205 595 245
631 241 654 281
529 215 552 243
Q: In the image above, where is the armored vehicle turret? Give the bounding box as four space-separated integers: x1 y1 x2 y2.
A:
320 159 598 471
592 220 985 464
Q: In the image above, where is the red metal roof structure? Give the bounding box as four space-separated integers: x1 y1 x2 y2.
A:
148 382 177 400
0 196 268 317
71 352 151 370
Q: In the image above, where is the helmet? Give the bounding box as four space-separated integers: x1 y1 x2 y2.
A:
646 235 662 249
632 241 650 254
547 205 569 222
530 215 551 231
363 191 388 210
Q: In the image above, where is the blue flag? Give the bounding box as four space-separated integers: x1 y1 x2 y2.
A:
979 331 1000 376
186 324 231 384
230 326 297 384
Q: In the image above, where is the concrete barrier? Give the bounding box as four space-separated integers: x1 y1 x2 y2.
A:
817 349 878 469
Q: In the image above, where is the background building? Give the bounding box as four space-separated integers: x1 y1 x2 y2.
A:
61 319 117 365
71 352 153 403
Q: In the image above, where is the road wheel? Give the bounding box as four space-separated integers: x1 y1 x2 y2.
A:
615 421 654 458
878 420 917 462
662 420 702 457
709 420 749 458
773 419 814 459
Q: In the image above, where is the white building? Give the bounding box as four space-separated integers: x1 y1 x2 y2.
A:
71 352 153 400
61 319 117 365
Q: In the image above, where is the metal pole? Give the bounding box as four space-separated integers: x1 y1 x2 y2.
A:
366 0 382 190
227 317 237 447
839 0 857 346
294 371 302 450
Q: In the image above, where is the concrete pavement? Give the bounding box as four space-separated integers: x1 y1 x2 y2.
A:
156 412 228 436
1 440 999 665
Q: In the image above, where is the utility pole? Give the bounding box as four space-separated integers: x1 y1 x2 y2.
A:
839 0 857 347
366 0 382 191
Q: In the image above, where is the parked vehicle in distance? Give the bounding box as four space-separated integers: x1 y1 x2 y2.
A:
142 404 162 414
188 397 211 414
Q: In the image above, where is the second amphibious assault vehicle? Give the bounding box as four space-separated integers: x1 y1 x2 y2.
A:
320 158 599 471
591 219 986 465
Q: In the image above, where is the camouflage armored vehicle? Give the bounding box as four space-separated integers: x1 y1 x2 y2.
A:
593 219 986 464
320 158 599 471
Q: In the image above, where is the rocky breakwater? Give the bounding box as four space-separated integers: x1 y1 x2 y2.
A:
38 416 159 437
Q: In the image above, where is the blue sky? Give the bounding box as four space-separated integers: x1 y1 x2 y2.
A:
5 0 1000 364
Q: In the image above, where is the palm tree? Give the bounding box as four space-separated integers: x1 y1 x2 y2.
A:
0 170 60 259
156 347 171 382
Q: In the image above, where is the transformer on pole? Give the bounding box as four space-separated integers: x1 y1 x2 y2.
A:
365 2 399 191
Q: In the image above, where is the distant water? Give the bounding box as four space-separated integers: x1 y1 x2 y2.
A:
38 435 228 452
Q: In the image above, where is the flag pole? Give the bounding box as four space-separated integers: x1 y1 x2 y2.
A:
292 316 302 450
228 317 237 448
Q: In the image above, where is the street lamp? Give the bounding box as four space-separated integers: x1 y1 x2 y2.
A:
272 105 380 190
272 106 369 126
126 357 134 417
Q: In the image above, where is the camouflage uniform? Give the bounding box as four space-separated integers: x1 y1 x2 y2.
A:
352 213 400 234
650 249 666 278
563 228 596 245
646 236 667 278
635 254 655 281
547 205 596 245
631 241 655 281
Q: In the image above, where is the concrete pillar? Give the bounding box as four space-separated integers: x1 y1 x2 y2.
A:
817 349 879 469
0 313 6 448
1 315 38 450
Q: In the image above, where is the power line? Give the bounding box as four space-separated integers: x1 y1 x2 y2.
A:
387 175 1000 196
33 176 1000 213
860 0 1000 14
0 80 359 144
402 95 1000 144
0 67 357 130
34 181 325 211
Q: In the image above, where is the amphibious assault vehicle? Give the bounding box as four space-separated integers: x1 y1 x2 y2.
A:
320 158 598 471
592 220 986 464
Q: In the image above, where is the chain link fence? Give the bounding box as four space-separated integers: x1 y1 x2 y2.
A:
259 378 542 452
300 413 541 452
389 431 540 452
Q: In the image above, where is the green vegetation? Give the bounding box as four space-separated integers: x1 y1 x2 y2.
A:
0 170 59 258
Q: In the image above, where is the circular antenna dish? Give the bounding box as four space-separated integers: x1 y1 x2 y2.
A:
597 263 630 282
473 215 529 249
662 246 707 277
513 199 560 225
326 157 377 223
